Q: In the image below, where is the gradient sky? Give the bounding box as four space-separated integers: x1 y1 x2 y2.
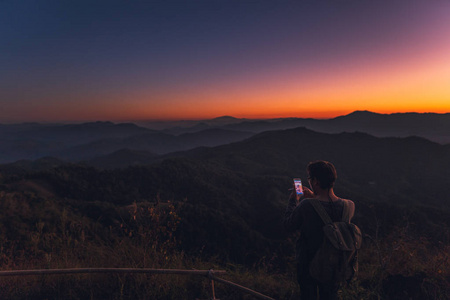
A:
1 0 449 122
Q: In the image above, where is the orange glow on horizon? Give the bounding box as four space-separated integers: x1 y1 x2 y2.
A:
5 34 449 123
2 0 450 124
114 32 450 122
121 107 450 122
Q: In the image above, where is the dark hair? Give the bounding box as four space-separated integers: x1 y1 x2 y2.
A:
307 160 337 189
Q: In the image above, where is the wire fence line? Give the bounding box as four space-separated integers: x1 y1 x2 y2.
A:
0 268 225 277
0 268 275 300
208 270 275 300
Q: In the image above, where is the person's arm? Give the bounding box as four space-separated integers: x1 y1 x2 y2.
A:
283 190 302 232
284 185 314 231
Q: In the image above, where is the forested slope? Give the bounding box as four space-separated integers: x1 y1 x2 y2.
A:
0 127 449 299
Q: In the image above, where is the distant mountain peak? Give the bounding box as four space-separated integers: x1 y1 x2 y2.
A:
347 110 379 116
334 110 382 121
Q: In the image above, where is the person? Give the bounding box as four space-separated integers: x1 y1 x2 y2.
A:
284 160 355 300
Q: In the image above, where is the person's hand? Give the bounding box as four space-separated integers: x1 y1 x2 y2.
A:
302 186 314 199
290 186 297 199
291 184 313 201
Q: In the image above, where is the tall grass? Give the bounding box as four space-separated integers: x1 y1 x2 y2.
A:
0 190 449 299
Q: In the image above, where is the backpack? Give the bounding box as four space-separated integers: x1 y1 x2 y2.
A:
309 199 362 284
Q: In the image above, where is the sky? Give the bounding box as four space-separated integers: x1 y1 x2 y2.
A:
1 0 450 123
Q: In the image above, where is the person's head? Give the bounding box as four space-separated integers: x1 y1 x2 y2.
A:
307 160 337 190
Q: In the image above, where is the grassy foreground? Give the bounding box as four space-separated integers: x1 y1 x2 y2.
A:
0 189 448 299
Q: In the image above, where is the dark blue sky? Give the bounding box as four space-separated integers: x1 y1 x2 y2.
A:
1 1 449 122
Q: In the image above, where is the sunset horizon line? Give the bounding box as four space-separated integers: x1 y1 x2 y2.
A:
2 109 449 125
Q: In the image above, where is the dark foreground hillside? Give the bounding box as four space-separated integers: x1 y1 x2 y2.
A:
0 127 449 299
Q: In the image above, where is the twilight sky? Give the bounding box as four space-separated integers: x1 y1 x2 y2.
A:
1 0 450 122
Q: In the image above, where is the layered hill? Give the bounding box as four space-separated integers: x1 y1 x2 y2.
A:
0 121 253 163
1 111 448 164
174 127 450 208
2 126 449 266
1 119 449 299
0 122 152 163
158 111 450 144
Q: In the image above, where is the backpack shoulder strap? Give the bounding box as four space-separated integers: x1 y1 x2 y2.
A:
341 200 351 223
309 199 333 224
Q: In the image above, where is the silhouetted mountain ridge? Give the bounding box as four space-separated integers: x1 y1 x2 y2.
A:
153 111 450 144
164 126 449 208
0 121 154 163
0 122 253 163
58 128 254 161
1 111 448 164
329 111 450 142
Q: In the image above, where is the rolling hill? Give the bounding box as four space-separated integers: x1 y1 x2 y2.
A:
2 126 449 263
1 124 449 299
1 111 448 164
152 111 450 144
0 122 153 163
0 122 254 163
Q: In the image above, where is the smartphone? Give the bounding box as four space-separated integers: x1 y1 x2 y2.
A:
293 178 303 196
